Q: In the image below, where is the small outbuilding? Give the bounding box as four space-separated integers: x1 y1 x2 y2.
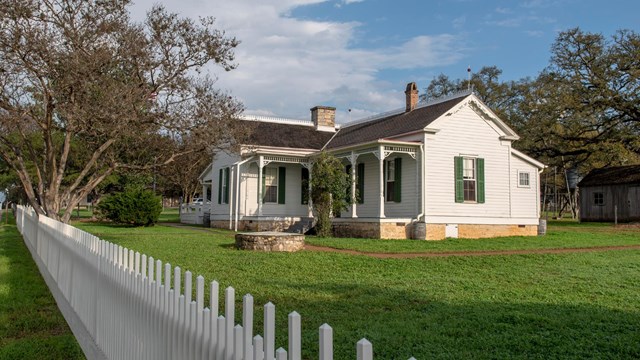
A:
578 165 640 222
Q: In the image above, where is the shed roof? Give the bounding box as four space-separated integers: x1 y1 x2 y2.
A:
578 164 640 187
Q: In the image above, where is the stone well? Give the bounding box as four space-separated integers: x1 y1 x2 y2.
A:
235 232 305 252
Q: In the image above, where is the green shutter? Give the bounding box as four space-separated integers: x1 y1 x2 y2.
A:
218 168 223 204
394 157 402 202
477 158 485 203
278 166 286 204
224 168 230 204
454 157 464 203
383 161 387 198
301 167 309 205
357 163 364 204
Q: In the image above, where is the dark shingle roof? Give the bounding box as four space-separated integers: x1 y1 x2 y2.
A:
578 165 640 187
240 120 335 150
326 95 469 149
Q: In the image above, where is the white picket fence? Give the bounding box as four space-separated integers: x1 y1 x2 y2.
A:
14 205 416 360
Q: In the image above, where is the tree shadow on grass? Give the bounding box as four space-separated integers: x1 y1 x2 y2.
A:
0 223 85 359
246 279 640 360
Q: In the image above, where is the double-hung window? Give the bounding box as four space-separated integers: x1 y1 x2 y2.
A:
463 158 476 202
518 171 530 187
260 166 286 204
455 156 485 203
218 167 230 204
384 158 402 202
263 167 278 203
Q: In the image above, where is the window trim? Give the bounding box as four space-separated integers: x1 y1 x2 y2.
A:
517 171 531 188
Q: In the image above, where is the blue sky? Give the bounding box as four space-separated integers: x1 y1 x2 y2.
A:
131 0 639 123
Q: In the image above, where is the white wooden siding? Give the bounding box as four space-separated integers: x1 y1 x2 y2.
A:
240 162 309 218
425 105 512 220
510 155 539 218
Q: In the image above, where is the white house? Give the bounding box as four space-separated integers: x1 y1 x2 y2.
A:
190 82 545 240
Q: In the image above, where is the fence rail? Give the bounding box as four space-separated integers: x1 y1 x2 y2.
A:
15 205 415 359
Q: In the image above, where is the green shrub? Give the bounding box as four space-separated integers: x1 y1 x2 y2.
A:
96 188 162 226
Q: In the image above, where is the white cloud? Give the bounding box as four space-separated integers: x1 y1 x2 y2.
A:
129 0 462 123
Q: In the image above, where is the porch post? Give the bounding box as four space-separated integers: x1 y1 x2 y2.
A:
229 166 234 229
307 163 313 217
378 145 385 218
258 155 264 218
350 151 357 218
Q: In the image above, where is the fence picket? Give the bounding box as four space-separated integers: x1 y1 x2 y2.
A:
234 325 243 360
288 312 301 360
217 316 226 360
253 335 264 360
319 324 333 360
225 287 236 360
357 339 373 360
243 294 254 360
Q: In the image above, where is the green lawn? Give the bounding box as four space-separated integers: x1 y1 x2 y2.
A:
0 213 84 359
74 219 640 359
306 221 640 253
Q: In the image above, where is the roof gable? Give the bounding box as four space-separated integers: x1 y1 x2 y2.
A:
427 94 519 140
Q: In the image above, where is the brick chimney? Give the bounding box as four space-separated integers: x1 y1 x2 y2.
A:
405 82 418 112
311 106 336 132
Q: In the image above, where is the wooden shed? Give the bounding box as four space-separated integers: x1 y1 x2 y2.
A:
578 165 640 222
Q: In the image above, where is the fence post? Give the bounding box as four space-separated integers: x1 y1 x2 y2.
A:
356 339 373 360
319 324 333 360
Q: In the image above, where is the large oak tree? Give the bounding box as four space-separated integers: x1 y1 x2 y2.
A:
0 0 244 222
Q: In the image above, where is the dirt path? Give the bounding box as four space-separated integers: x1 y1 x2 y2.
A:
303 244 640 258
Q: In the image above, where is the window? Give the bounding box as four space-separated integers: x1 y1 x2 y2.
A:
384 158 401 202
263 167 278 203
518 171 530 187
386 160 395 202
463 158 476 202
218 167 230 204
454 156 485 204
594 192 604 206
260 166 286 204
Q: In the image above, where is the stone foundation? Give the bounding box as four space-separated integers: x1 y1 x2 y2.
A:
332 221 411 239
422 223 538 240
235 232 305 252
